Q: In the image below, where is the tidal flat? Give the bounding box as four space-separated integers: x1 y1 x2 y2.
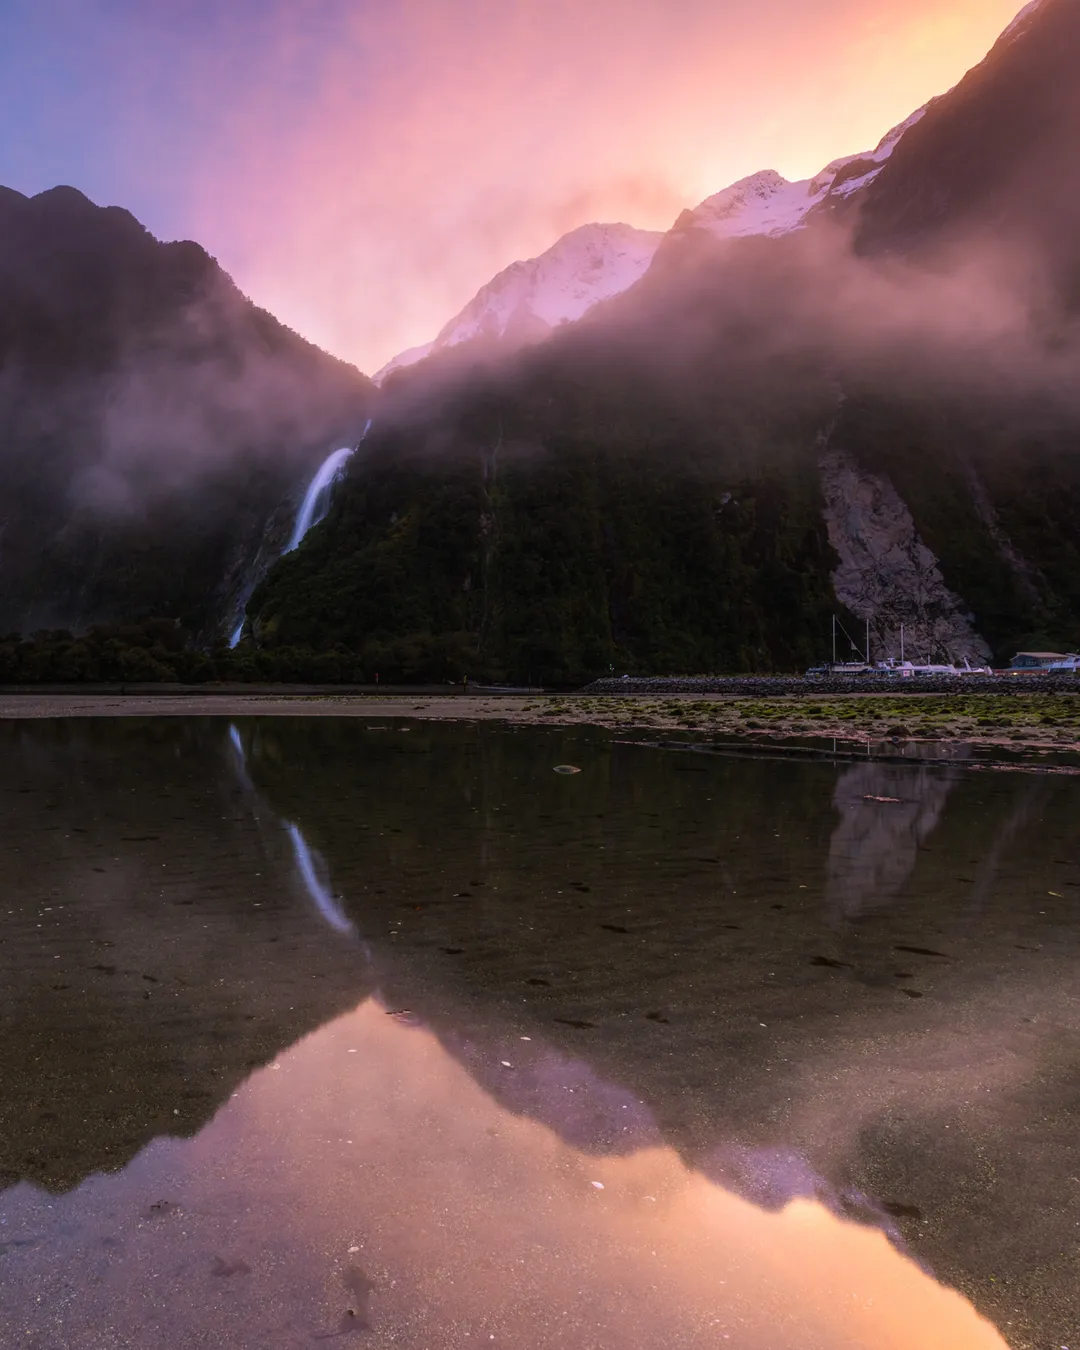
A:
0 715 1077 1349
3 689 1080 757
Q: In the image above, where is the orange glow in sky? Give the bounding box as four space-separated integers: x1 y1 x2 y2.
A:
159 1 1032 371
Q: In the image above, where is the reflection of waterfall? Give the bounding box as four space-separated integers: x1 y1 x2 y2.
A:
285 823 356 935
228 419 372 647
825 761 963 920
227 722 253 790
225 723 356 939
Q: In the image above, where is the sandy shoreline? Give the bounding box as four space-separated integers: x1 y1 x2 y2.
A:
0 692 535 721
2 689 1080 758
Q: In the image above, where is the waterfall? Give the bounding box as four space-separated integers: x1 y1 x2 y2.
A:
228 419 372 647
284 418 372 555
283 447 354 553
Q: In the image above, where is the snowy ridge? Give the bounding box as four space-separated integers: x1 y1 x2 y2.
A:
374 222 661 383
682 105 930 242
1002 0 1048 40
373 0 1048 384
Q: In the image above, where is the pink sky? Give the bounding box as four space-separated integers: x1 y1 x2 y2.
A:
182 0 1028 373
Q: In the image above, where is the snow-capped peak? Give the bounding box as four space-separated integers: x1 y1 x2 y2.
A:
682 104 930 242
374 221 662 383
685 169 810 239
1002 0 1048 41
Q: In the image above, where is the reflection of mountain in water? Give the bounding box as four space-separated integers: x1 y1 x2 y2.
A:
825 760 964 919
0 721 370 1196
250 722 1079 1350
442 1031 662 1155
0 1001 1009 1350
1 720 1078 1349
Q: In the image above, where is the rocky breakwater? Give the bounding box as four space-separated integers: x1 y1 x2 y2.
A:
581 674 1080 696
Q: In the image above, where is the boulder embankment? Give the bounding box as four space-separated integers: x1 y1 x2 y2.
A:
581 675 1080 697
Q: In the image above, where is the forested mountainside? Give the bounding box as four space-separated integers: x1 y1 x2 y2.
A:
245 0 1080 682
0 184 372 637
3 2 1080 683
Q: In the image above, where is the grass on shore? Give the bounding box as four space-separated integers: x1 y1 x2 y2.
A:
525 692 1080 747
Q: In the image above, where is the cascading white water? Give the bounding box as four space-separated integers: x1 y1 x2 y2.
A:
228 419 373 647
284 418 372 555
283 446 354 553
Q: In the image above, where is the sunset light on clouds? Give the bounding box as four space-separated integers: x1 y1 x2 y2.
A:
0 0 1031 372
5 6 1080 1344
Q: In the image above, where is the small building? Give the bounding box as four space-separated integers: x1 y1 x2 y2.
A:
1010 651 1070 670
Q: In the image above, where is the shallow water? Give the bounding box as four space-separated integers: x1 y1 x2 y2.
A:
1 718 1077 1349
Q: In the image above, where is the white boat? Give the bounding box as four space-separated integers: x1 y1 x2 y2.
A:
807 618 995 678
880 659 993 678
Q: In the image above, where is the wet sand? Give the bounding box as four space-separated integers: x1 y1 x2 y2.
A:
3 689 1080 755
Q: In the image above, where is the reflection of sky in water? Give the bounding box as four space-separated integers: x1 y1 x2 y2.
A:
0 1001 1009 1350
2 718 1076 1346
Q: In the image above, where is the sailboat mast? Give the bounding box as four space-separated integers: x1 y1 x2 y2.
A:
832 615 837 667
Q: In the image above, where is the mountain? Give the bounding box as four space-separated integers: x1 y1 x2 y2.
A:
374 109 933 386
374 222 662 383
0 185 372 638
244 0 1080 683
674 106 931 244
852 0 1080 269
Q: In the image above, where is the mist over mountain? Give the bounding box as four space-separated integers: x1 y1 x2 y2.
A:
2 1 1078 681
0 185 372 637
373 222 663 385
242 0 1080 682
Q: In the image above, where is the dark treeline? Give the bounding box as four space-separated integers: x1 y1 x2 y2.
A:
0 621 384 686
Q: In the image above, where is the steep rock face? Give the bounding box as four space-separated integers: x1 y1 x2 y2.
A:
962 462 1044 609
818 449 992 664
853 0 1080 268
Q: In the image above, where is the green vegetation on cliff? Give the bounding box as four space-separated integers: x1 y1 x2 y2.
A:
248 388 853 684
